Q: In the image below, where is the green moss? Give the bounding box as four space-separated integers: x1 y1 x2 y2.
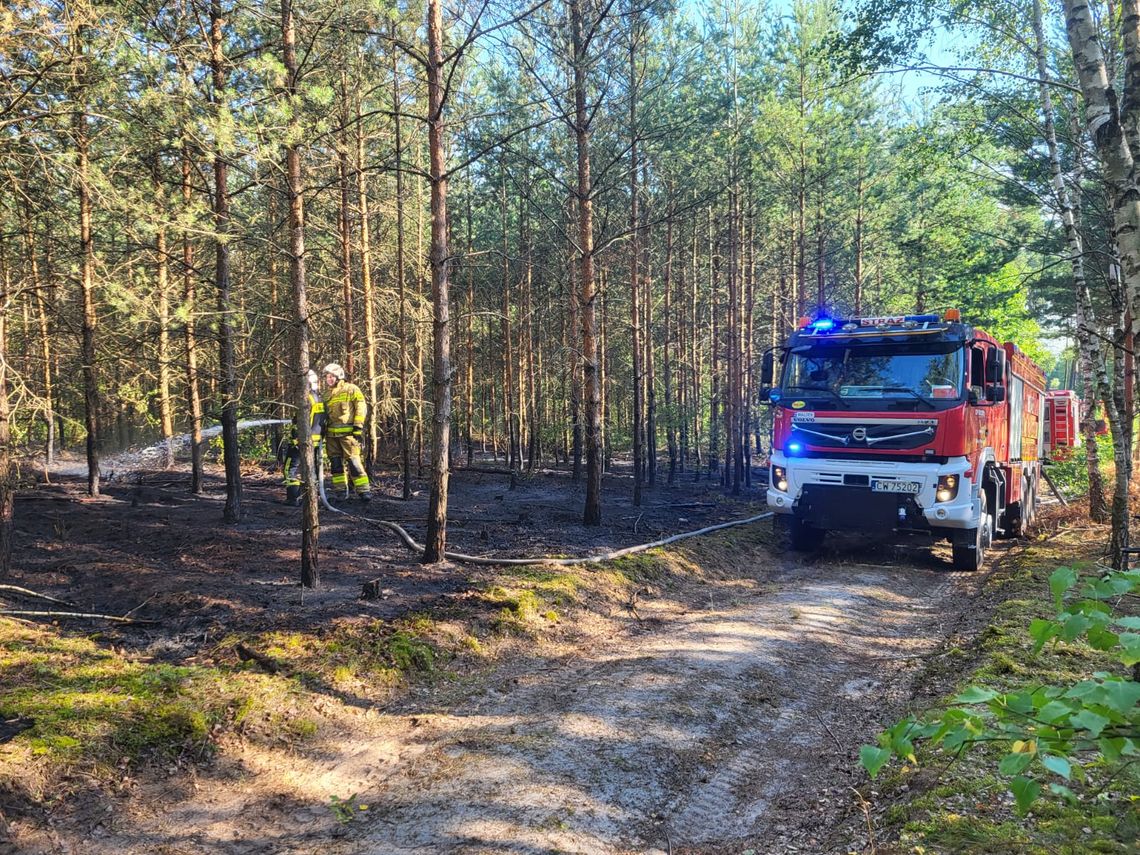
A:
0 619 264 785
609 552 667 582
385 630 435 672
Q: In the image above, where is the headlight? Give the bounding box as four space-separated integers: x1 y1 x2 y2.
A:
772 465 788 492
936 474 959 503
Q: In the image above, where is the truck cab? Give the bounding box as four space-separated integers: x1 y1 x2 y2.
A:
764 311 1044 570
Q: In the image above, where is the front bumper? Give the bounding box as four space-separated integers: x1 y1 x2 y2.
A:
766 454 978 531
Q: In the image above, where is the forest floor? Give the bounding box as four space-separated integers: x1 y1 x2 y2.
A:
0 449 1102 854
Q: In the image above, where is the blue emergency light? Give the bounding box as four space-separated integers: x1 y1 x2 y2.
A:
786 440 804 455
810 318 835 331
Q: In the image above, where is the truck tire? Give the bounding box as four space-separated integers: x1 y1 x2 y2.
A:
951 493 990 571
1015 476 1034 538
776 515 825 552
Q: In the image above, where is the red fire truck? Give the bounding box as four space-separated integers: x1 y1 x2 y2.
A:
762 310 1046 571
1043 390 1081 460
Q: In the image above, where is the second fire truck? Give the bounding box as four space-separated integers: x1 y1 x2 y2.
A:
763 310 1046 571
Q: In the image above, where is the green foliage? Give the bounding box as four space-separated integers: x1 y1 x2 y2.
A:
861 565 1140 815
1047 433 1113 499
208 427 274 462
328 793 367 823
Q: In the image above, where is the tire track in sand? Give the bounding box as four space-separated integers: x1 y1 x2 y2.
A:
346 558 977 855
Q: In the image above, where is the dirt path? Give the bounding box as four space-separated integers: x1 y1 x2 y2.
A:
74 541 980 855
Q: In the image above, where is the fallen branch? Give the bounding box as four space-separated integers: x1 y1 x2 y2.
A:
234 643 287 675
0 585 77 609
816 711 843 750
0 610 157 625
1040 467 1070 507
366 512 774 567
461 466 515 476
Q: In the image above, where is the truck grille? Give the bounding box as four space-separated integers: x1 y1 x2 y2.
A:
791 421 936 450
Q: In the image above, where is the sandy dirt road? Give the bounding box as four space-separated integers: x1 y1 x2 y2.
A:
77 536 981 855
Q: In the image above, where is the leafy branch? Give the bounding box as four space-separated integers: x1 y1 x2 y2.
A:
861 565 1140 814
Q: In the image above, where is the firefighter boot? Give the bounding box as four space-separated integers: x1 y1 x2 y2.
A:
285 485 301 506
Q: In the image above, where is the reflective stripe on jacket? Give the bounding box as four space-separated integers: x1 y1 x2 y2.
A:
323 380 366 435
285 393 325 448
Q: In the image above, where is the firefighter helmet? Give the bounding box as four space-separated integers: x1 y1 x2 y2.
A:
322 362 345 381
306 369 319 391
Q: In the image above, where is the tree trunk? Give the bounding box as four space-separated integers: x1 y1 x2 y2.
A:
499 167 518 487
628 22 644 506
854 168 865 316
393 31 412 500
1063 0 1140 560
1034 0 1107 521
465 177 475 466
664 196 677 485
0 242 14 576
212 0 241 523
643 164 657 488
22 201 54 467
153 163 176 470
73 40 100 497
356 90 380 469
283 0 319 586
572 0 603 526
423 0 453 562
708 208 720 480
338 78 355 375
181 145 204 495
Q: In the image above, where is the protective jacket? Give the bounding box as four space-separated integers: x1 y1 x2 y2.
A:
277 392 326 504
323 380 367 437
279 392 326 452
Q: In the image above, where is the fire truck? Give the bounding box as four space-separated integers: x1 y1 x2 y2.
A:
761 310 1046 571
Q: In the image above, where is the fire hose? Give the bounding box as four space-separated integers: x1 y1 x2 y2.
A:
315 460 772 567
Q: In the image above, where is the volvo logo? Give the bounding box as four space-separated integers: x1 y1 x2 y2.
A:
852 427 867 442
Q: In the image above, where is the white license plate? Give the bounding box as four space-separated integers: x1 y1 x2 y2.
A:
871 479 921 494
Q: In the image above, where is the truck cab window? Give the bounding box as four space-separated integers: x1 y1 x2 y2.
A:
970 347 986 398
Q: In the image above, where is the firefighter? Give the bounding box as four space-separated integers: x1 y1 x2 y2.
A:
277 370 325 506
320 362 372 502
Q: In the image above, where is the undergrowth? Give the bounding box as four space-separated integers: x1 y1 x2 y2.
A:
869 520 1140 854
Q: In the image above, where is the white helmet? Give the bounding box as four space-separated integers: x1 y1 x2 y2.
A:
322 362 345 381
306 369 319 391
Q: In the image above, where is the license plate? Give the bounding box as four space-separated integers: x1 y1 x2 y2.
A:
871 479 921 494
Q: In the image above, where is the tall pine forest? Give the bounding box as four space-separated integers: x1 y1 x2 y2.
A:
0 0 1134 566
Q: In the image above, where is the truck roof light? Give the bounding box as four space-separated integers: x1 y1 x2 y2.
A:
797 315 811 329
944 308 961 322
810 318 835 331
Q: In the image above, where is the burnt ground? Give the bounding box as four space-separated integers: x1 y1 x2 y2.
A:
9 452 772 642
0 448 1047 854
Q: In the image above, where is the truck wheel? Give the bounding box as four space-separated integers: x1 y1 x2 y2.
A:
776 515 825 551
951 493 989 571
1015 476 1033 538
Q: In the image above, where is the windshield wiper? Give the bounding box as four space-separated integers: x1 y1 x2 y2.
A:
876 387 937 409
781 385 850 409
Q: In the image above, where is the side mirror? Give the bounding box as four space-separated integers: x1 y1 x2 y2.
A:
986 384 1006 403
985 347 1006 384
760 351 774 386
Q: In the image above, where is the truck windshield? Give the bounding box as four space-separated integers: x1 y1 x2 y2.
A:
781 342 964 408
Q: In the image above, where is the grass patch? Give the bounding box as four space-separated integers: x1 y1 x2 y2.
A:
249 618 440 689
0 614 446 803
0 618 279 801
